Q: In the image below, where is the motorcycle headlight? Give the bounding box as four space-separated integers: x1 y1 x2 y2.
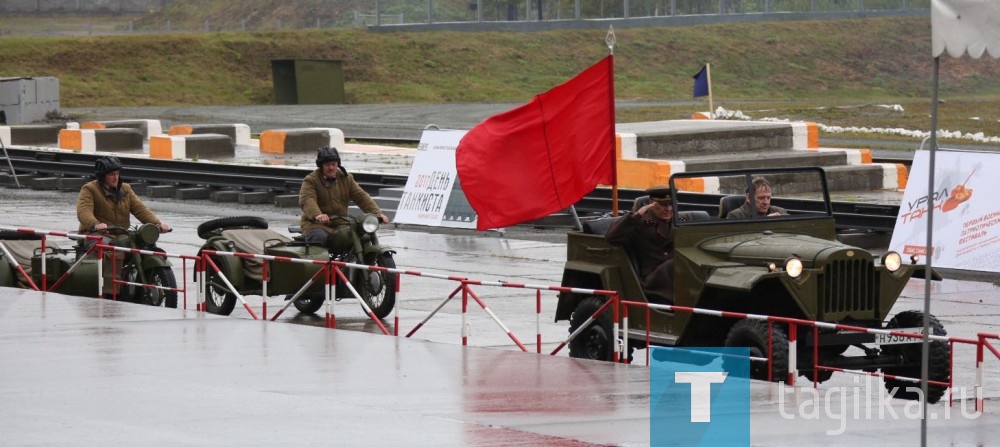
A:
784 257 803 278
137 223 160 245
361 214 380 234
882 251 902 272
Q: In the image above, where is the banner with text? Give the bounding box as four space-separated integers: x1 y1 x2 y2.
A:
889 149 1000 272
393 130 478 229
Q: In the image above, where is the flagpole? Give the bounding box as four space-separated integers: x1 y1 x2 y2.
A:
607 26 619 216
707 63 714 119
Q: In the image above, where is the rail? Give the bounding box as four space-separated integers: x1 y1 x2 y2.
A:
2 147 901 232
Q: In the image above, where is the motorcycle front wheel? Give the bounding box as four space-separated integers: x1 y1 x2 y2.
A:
359 253 396 320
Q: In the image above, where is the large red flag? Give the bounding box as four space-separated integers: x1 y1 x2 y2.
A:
456 56 616 230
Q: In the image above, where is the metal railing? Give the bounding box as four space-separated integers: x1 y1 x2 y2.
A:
0 0 929 36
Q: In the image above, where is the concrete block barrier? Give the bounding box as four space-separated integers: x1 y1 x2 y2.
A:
176 188 211 200
259 128 345 154
149 134 235 160
274 194 299 208
0 123 69 146
81 119 162 138
58 128 144 153
129 182 151 196
0 173 41 187
238 191 274 204
147 185 178 198
169 124 251 145
211 190 240 202
800 147 873 165
57 177 90 191
27 177 60 190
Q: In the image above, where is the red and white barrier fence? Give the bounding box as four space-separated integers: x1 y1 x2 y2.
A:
620 299 999 410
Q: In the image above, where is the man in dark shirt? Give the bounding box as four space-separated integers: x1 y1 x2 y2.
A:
605 186 675 304
726 176 788 219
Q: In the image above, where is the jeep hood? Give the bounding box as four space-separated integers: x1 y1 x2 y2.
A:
699 231 858 265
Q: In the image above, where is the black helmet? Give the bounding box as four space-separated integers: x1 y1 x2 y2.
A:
95 156 123 178
315 146 341 168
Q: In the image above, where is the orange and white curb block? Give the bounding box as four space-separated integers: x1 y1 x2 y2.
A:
259 128 345 154
879 163 909 190
791 122 820 149
57 128 97 153
149 135 187 159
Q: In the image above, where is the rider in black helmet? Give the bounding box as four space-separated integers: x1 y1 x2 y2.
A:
77 156 170 234
299 146 388 247
76 156 171 295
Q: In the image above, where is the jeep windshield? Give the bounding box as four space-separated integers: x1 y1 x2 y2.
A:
668 166 834 226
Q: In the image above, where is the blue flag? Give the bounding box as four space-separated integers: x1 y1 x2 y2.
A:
693 65 709 98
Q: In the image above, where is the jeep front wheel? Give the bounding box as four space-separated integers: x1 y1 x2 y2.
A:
724 319 790 382
568 296 614 362
881 310 950 404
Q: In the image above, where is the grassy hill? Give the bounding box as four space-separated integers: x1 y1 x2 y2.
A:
2 14 999 137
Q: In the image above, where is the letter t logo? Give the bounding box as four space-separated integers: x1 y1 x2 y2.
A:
675 372 728 422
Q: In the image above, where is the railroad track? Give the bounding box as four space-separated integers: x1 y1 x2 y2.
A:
1 147 901 233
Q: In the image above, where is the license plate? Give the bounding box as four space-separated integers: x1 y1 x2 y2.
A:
874 327 925 345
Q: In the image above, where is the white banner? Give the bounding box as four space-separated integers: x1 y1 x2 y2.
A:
392 130 478 229
889 149 1000 272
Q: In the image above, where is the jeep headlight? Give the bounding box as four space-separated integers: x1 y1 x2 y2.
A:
882 251 902 272
784 257 803 278
361 214 380 234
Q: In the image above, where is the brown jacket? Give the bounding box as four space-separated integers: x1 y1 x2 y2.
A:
76 180 160 233
299 168 381 235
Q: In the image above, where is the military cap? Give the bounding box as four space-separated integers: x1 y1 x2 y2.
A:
646 185 672 203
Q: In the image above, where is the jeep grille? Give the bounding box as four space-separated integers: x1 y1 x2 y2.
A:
820 258 876 315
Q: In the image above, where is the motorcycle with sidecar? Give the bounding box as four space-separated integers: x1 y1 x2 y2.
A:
195 214 397 319
0 224 178 308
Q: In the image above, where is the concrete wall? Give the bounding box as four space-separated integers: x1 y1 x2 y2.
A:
0 77 60 124
0 0 170 13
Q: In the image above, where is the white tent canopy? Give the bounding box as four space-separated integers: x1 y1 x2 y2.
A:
932 0 1000 59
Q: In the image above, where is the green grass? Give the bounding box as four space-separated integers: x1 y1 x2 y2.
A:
1 15 1000 142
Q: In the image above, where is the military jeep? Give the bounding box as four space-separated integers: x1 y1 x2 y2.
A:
556 167 949 403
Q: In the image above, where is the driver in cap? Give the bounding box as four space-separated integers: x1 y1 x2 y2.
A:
604 185 676 304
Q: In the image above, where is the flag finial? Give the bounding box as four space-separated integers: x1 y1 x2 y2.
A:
606 26 616 55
